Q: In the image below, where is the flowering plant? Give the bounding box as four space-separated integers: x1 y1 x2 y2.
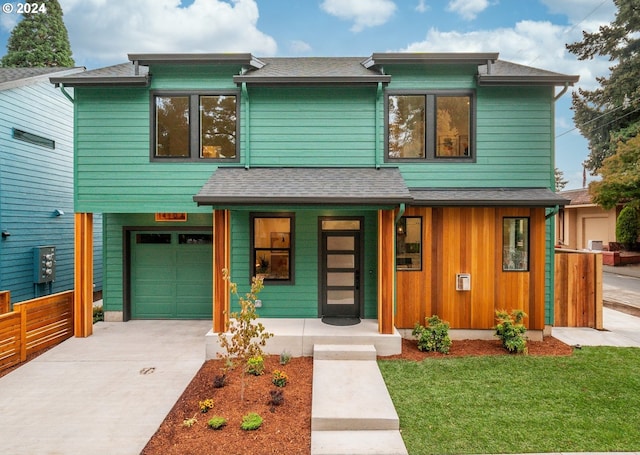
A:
198 398 214 413
272 369 288 387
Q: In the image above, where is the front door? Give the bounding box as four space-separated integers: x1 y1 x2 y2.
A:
320 230 362 318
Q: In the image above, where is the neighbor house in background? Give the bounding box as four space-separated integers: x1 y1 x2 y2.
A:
556 188 618 250
0 67 102 305
52 53 577 348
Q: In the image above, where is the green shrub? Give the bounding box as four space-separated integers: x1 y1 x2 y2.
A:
616 205 640 250
246 355 265 376
494 309 527 353
412 315 452 354
207 416 227 430
241 412 263 431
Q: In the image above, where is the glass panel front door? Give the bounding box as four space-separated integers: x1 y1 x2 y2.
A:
320 229 361 318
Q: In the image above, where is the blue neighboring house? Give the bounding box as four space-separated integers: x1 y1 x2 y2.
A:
0 67 102 305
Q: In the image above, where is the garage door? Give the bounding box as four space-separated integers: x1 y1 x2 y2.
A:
131 232 212 319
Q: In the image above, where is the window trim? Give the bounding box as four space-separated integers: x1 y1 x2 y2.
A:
384 89 476 163
250 212 295 285
150 90 240 162
502 217 530 272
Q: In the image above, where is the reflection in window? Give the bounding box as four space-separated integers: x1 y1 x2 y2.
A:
200 95 237 159
178 234 212 244
136 233 172 244
388 95 425 158
155 96 190 157
252 215 294 282
436 96 470 157
396 217 422 271
503 218 529 271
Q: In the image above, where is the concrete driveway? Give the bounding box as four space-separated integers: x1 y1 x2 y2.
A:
0 320 211 455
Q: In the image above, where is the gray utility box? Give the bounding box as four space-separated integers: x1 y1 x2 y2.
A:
34 246 56 283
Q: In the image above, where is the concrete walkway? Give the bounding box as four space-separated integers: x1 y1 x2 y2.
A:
0 320 210 455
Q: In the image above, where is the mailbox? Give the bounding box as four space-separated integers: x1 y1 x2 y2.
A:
34 246 56 283
456 273 471 291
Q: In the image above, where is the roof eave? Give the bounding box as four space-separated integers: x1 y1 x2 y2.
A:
477 75 580 86
50 76 150 87
128 53 265 69
232 75 392 85
363 52 500 68
194 196 411 206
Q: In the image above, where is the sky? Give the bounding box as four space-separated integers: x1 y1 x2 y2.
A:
0 0 619 190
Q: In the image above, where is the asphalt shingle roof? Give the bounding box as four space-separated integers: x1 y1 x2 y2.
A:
194 167 412 206
409 187 570 207
0 67 83 89
558 188 593 206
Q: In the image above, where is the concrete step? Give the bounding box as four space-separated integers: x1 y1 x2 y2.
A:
313 344 377 361
311 430 408 455
311 358 400 431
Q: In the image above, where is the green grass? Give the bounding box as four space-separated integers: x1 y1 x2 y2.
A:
378 347 640 454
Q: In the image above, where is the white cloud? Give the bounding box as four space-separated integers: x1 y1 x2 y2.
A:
415 0 429 13
289 40 312 54
540 0 616 33
320 0 396 32
59 0 277 66
446 0 490 21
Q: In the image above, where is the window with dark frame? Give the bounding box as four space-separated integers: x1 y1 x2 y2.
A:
502 217 529 271
396 216 422 271
152 92 238 161
387 91 473 161
251 214 294 283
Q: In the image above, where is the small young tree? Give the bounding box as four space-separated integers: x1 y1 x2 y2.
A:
217 269 273 401
616 205 640 250
1 0 74 67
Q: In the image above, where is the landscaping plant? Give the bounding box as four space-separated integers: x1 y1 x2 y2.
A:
246 355 265 376
412 315 452 354
198 398 214 413
207 416 227 430
494 309 527 353
241 412 263 431
272 369 288 387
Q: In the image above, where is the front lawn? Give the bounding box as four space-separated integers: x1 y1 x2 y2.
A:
379 347 640 454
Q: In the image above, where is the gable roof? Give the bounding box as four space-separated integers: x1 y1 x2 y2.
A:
558 188 594 206
0 67 84 90
48 52 579 88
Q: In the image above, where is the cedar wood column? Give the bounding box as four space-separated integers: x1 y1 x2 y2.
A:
213 209 230 333
74 213 93 337
377 209 395 334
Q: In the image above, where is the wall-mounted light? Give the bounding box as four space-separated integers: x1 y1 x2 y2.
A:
2 230 11 239
53 209 64 217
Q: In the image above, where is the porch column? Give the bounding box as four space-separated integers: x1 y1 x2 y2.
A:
378 209 395 334
212 209 230 333
74 213 93 337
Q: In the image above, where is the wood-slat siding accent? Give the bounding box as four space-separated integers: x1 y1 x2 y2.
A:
0 291 10 314
213 210 230 333
378 209 395 334
396 207 547 331
554 250 603 329
74 213 93 337
0 291 73 372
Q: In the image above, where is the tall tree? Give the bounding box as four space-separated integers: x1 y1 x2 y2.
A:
1 0 74 67
566 0 640 172
590 135 640 209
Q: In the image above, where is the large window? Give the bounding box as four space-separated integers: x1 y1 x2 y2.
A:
503 217 529 271
396 217 422 271
251 214 294 283
153 92 238 161
387 91 473 161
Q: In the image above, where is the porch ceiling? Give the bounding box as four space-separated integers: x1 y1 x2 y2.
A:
409 187 570 207
193 167 412 206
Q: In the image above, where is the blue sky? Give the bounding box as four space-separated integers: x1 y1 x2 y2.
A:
0 0 618 189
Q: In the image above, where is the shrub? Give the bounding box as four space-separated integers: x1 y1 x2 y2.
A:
198 398 214 413
207 416 227 430
93 305 103 324
241 412 263 431
494 309 528 353
268 389 284 406
212 374 226 388
412 315 452 354
272 369 288 387
246 355 265 376
182 415 197 428
279 350 291 365
616 205 640 250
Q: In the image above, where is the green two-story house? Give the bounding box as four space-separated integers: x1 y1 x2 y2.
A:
51 53 576 347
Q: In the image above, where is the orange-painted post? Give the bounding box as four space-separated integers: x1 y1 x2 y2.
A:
213 210 230 333
377 209 395 334
74 213 94 337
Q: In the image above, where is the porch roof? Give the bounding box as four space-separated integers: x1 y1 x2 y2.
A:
409 187 570 207
193 167 412 206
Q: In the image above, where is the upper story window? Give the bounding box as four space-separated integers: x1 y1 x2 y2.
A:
386 91 474 162
152 92 238 161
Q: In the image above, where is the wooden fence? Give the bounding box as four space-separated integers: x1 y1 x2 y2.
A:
0 291 74 372
0 291 10 315
554 250 603 329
